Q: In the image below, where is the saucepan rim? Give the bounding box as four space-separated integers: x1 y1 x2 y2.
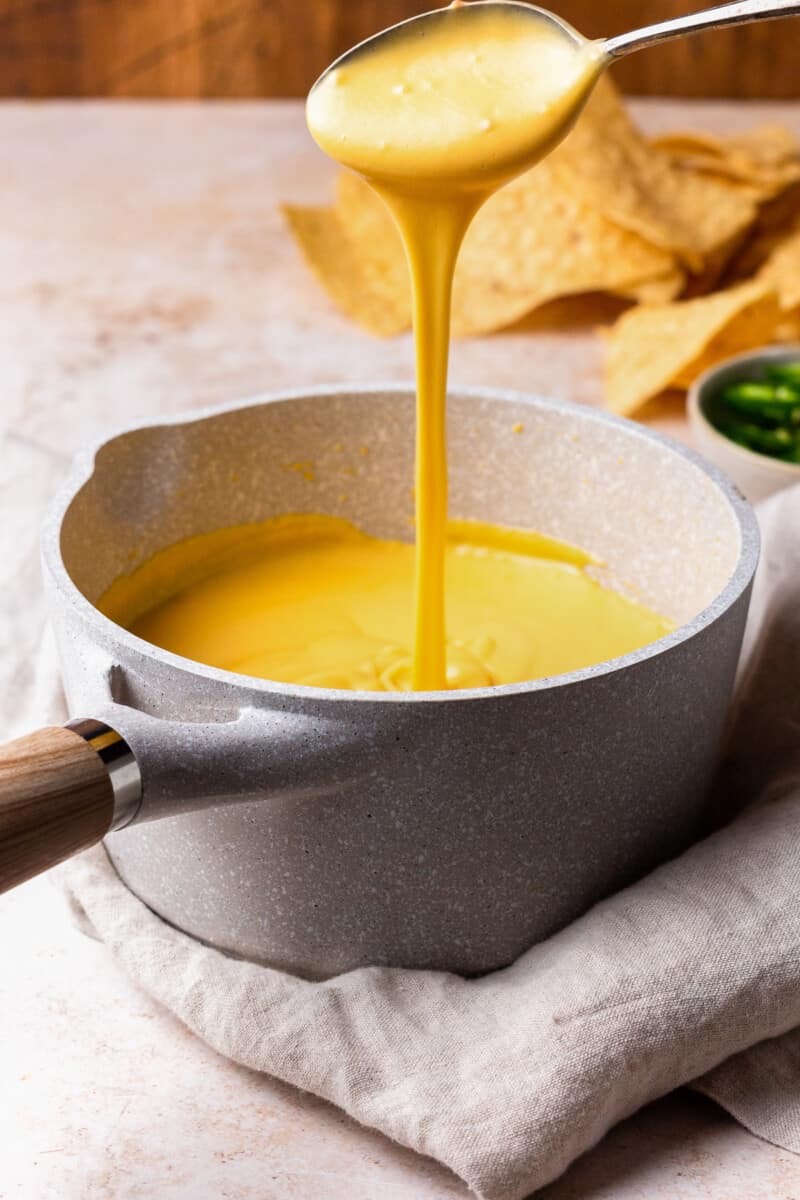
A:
41 383 760 706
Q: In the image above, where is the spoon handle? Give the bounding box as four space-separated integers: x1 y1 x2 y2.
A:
604 0 800 59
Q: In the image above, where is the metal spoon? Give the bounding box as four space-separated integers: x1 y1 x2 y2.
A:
603 0 800 59
313 0 800 86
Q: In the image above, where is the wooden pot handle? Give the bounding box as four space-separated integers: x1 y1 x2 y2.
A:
0 726 115 894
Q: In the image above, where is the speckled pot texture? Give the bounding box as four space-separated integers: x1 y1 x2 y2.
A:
43 386 759 979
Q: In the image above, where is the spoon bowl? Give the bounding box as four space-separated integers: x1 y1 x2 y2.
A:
307 1 605 192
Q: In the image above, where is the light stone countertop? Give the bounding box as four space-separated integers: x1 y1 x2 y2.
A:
2 98 800 1200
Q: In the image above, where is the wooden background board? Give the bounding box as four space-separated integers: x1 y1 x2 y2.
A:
1 0 799 99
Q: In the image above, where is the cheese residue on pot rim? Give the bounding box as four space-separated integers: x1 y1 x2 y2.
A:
307 2 605 689
100 514 673 693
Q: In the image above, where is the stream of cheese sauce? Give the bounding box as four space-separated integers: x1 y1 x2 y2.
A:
101 515 673 693
307 3 605 687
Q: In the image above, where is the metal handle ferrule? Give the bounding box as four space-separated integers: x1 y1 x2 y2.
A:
65 718 142 831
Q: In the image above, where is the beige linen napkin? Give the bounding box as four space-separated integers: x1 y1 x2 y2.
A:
51 483 800 1199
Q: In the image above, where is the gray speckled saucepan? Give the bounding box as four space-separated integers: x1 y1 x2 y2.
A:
0 386 758 979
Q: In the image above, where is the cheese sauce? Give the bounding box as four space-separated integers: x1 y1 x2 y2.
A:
307 2 604 687
101 515 672 693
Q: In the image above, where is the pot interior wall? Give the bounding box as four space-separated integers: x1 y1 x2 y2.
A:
60 390 741 626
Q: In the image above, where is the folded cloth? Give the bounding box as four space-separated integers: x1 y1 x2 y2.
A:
58 483 800 1200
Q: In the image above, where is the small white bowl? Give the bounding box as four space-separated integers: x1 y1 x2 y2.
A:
688 345 800 504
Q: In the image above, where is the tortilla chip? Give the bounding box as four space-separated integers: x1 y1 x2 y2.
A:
757 178 800 233
682 226 756 299
673 300 783 387
553 79 759 272
651 126 800 292
776 312 800 342
649 131 729 162
724 127 800 194
449 163 681 335
604 281 781 415
286 167 681 338
651 126 800 198
722 181 800 285
727 214 799 282
728 125 800 169
628 271 687 305
758 224 800 312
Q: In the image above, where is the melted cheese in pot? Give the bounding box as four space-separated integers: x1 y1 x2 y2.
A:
101 514 672 693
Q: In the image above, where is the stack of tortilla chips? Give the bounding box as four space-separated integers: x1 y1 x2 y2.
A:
284 78 800 416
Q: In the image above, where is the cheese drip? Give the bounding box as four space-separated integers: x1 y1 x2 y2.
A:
307 4 604 687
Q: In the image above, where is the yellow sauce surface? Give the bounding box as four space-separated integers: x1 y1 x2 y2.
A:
307 4 604 688
101 515 672 693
